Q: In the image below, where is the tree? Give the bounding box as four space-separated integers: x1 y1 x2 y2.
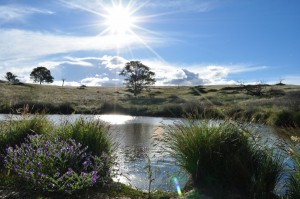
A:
119 61 156 96
30 66 54 84
5 72 19 83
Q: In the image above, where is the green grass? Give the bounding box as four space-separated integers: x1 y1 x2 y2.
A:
0 115 53 156
1 81 300 127
163 120 284 198
55 118 113 157
286 134 300 199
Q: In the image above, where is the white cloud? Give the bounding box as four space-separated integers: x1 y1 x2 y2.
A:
100 55 128 70
0 28 167 62
0 29 134 60
229 65 268 73
80 77 123 86
0 5 54 24
281 76 300 85
52 80 80 87
0 54 273 86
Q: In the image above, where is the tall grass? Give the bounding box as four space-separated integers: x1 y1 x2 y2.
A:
56 118 113 157
0 115 53 156
286 135 300 199
163 120 283 198
53 118 115 181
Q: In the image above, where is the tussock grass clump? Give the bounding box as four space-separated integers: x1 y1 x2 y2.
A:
0 115 53 156
57 118 113 157
164 120 283 198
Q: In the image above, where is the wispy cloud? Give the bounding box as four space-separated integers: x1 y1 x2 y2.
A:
146 0 220 13
0 29 166 62
281 75 300 85
0 4 54 24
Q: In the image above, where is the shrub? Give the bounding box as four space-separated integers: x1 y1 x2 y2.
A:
4 134 107 194
164 121 283 198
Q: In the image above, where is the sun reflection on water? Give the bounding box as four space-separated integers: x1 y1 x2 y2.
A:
95 114 135 125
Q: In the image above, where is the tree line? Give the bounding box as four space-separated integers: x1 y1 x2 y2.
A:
4 61 156 96
5 66 54 85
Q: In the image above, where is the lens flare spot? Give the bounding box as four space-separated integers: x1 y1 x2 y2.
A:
173 177 182 196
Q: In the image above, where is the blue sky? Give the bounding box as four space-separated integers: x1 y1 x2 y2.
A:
0 0 299 86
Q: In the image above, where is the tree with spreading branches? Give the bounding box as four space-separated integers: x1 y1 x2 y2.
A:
30 66 54 84
5 72 19 83
119 61 156 96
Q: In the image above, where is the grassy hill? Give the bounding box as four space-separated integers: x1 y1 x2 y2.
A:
1 81 300 127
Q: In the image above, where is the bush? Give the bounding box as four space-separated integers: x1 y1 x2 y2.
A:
164 121 283 198
4 134 107 194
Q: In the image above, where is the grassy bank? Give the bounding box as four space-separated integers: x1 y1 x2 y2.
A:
1 81 300 128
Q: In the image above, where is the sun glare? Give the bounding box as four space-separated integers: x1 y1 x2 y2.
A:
104 5 136 34
67 0 165 60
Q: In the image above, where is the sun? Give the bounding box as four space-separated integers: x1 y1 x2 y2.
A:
104 4 136 35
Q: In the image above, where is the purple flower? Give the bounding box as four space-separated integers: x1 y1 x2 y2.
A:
6 147 13 153
67 168 73 175
91 171 99 184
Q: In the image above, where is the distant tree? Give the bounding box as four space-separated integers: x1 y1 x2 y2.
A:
5 72 19 83
119 61 156 96
30 66 54 84
276 79 285 86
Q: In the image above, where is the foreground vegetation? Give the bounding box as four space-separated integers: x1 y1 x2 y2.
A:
163 120 285 198
0 116 176 198
0 115 300 198
0 81 300 128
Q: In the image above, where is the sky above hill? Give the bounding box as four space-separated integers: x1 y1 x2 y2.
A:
0 0 299 86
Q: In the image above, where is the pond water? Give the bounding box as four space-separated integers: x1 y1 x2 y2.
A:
0 114 291 194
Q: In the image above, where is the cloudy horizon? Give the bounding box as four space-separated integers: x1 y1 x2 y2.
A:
1 0 299 86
